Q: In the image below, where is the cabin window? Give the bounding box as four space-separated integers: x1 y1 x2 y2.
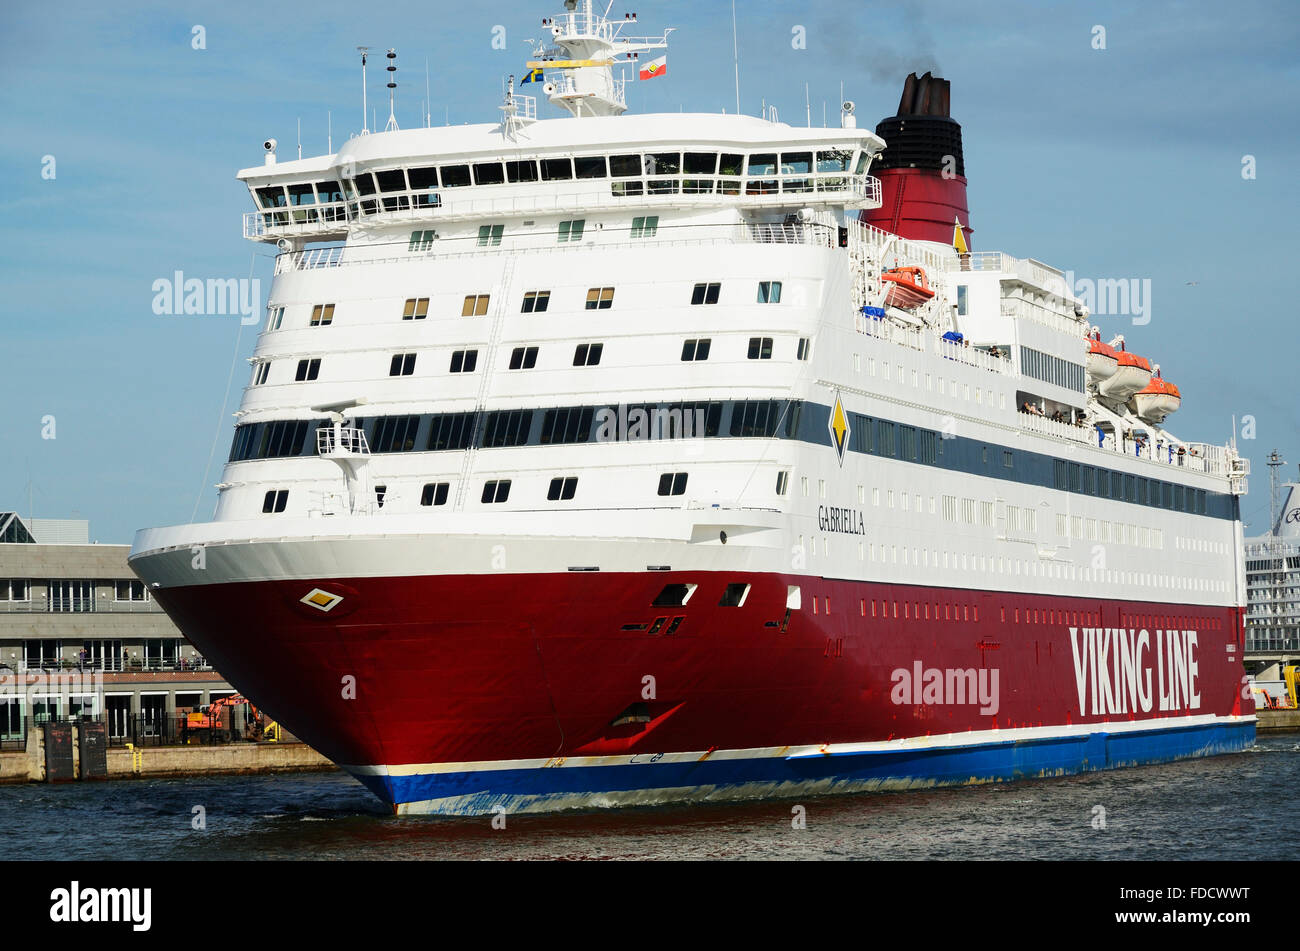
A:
449 349 478 373
775 471 789 495
796 338 810 360
408 230 437 251
310 304 334 326
657 472 689 496
547 477 578 501
652 583 695 606
505 160 538 182
719 583 751 607
295 359 320 381
262 490 288 514
574 156 607 179
631 215 659 237
521 291 550 313
376 169 407 193
440 165 471 187
957 285 968 315
267 306 284 331
462 294 490 316
481 480 511 504
558 219 585 243
389 353 416 376
477 224 504 247
758 281 782 303
585 287 614 310
541 158 573 181
473 162 505 185
402 298 429 320
420 482 450 506
747 337 773 360
508 346 538 370
691 282 721 305
251 363 269 386
573 343 603 366
681 338 711 361
610 154 641 177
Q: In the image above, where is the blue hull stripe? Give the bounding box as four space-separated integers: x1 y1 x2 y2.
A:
353 721 1255 813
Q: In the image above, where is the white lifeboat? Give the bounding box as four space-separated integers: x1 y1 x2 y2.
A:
1086 334 1118 383
1129 372 1181 423
1098 345 1152 401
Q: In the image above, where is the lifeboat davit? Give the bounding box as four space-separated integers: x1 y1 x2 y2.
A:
1097 347 1152 402
1129 373 1181 423
881 266 936 309
1086 336 1118 383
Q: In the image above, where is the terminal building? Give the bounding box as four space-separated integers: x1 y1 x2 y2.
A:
0 511 237 742
1244 482 1300 668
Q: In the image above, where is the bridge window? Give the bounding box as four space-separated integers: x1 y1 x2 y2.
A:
353 173 377 195
645 152 680 175
684 152 718 174
420 482 449 506
473 162 505 185
747 153 778 175
506 160 538 183
375 169 407 192
408 167 438 189
449 349 478 373
574 156 607 179
610 154 641 177
402 298 429 320
255 186 287 208
439 164 470 187
541 158 573 181
287 182 316 205
252 363 269 386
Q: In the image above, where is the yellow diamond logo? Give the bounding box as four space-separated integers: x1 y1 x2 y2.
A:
828 393 851 466
300 588 343 612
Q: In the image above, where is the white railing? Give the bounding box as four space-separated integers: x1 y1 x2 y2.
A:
316 426 370 456
854 311 1014 377
945 251 1070 297
246 174 880 240
1000 297 1085 338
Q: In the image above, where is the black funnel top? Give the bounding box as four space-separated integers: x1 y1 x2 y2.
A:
873 71 965 176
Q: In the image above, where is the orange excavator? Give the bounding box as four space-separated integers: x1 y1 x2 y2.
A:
184 694 275 741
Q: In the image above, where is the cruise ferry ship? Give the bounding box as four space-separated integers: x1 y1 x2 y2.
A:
129 2 1255 814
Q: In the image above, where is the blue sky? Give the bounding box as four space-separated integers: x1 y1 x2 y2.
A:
1 0 1297 543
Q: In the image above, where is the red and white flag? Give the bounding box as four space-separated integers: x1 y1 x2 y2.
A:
639 56 666 80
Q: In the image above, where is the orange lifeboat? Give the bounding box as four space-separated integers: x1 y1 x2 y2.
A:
1129 373 1181 423
881 266 936 309
1098 345 1152 402
1086 335 1118 383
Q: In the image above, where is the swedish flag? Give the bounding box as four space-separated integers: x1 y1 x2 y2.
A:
521 67 543 84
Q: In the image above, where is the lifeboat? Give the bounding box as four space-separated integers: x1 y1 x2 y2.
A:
881 266 936 309
1097 346 1152 402
1086 335 1118 383
1129 373 1181 423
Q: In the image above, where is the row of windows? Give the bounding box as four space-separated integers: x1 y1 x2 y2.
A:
253 334 801 387
1053 460 1208 515
263 469 691 514
0 580 147 605
254 148 868 218
1021 347 1085 393
273 276 786 333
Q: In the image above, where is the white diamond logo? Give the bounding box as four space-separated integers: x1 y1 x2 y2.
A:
300 588 343 612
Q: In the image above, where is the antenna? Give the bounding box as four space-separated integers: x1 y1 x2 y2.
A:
1268 449 1287 537
425 59 431 128
385 49 399 132
297 117 302 159
731 0 741 115
805 82 811 128
358 47 370 133
327 110 332 152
